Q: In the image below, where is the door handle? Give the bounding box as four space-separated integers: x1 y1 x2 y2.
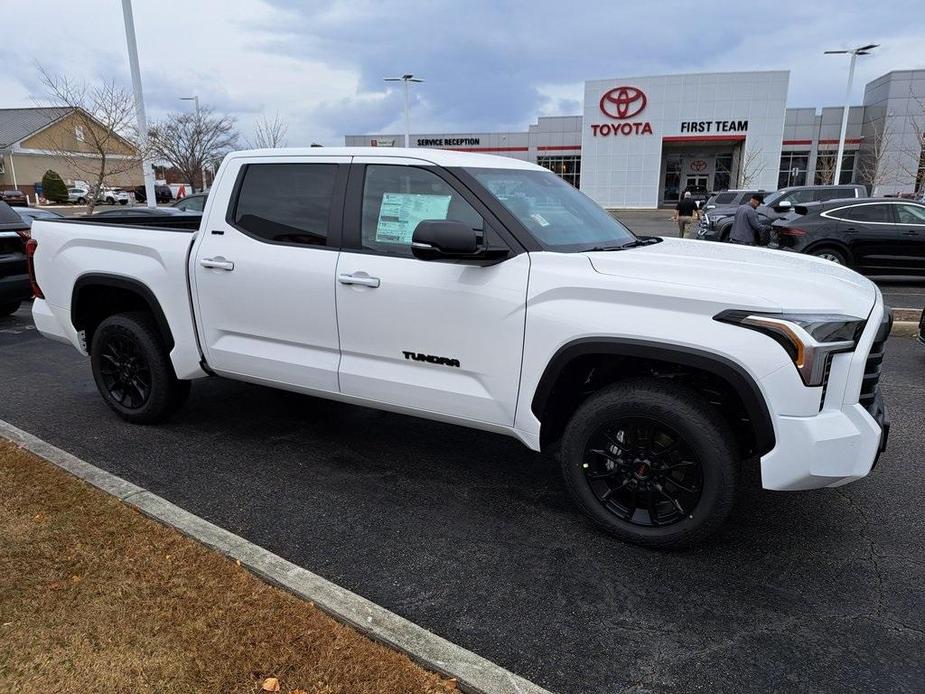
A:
903 229 918 235
200 257 235 271
338 272 380 288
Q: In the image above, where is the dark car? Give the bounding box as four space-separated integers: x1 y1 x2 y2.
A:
703 189 765 211
133 184 174 203
772 198 925 275
16 207 63 228
169 192 207 212
0 190 28 207
698 184 868 241
0 200 33 316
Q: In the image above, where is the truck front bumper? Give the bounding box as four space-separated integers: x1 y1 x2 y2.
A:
758 303 890 491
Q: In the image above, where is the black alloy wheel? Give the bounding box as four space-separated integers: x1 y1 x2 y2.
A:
583 418 702 527
98 331 152 409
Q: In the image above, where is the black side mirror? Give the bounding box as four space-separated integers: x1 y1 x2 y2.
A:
411 220 507 261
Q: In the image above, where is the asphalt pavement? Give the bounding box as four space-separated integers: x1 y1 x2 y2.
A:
1 305 923 693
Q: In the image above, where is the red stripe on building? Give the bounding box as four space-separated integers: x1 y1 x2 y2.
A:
446 146 529 152
662 135 747 143
782 139 813 145
537 145 581 151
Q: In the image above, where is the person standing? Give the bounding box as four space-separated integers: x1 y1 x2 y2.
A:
673 191 700 238
729 193 769 246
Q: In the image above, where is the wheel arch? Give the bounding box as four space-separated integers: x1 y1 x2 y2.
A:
71 273 175 351
531 338 775 457
802 239 853 263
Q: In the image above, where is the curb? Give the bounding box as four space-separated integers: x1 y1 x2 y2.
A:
891 321 919 338
0 419 553 694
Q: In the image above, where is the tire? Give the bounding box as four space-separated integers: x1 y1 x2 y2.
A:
810 247 847 265
77 197 86 205
0 301 21 317
120 199 128 205
90 311 188 424
559 378 738 549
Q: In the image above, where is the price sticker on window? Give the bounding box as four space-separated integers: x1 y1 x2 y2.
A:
376 193 452 245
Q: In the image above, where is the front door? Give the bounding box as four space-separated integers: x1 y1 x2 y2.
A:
833 202 904 273
684 175 707 195
334 160 529 425
193 157 348 391
892 203 925 273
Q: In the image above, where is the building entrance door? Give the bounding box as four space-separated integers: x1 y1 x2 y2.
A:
684 175 708 193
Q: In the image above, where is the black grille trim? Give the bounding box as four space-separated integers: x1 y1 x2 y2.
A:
859 309 892 413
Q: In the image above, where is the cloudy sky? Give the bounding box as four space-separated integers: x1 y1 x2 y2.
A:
1 0 923 146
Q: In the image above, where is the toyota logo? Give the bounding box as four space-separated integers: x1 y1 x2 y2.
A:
599 86 647 120
690 159 707 172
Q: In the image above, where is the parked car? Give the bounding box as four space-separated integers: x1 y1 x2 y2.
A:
67 187 91 204
698 184 868 241
772 198 925 275
0 190 28 207
169 193 208 212
16 207 63 228
703 189 766 211
0 200 33 316
98 187 129 205
28 147 890 548
133 184 174 204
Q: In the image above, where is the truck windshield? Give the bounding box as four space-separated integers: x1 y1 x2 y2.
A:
465 168 637 252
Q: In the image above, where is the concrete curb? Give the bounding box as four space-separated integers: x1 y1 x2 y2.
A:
0 419 553 694
891 321 920 338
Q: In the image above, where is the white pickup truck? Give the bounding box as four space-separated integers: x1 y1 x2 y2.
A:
28 148 891 547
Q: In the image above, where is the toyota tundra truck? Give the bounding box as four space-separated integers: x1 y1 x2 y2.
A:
28 148 891 548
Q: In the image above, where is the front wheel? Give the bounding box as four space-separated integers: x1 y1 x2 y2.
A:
559 379 738 548
76 197 86 204
90 312 188 424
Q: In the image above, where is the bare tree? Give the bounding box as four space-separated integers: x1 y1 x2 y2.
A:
37 66 146 212
813 150 838 185
249 112 289 149
856 118 897 193
150 108 239 193
738 146 766 188
897 92 925 196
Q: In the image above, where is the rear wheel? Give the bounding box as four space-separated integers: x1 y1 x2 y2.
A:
810 247 847 265
90 312 188 423
559 379 738 548
76 196 86 204
0 301 21 317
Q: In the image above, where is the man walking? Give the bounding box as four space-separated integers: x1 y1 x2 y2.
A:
673 191 699 239
729 193 768 246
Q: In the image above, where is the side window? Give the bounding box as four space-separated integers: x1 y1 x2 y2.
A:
360 165 485 258
896 204 925 225
232 163 337 246
713 193 736 205
783 189 815 204
815 187 845 202
836 205 892 223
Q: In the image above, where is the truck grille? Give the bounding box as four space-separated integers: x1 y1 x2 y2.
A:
859 309 892 414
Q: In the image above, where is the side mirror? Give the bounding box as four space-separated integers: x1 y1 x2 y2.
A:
411 220 507 261
773 200 792 211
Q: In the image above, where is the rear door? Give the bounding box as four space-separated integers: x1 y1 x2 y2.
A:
334 158 529 425
829 202 902 272
892 203 925 273
192 155 349 391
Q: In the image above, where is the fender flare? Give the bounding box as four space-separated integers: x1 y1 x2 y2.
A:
71 273 175 350
530 337 775 456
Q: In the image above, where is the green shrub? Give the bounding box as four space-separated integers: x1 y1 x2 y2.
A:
42 170 68 202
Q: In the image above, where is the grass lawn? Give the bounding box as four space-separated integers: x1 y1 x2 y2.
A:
0 439 455 693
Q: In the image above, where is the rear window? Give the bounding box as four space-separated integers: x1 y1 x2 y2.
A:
231 163 338 246
713 193 736 204
0 201 24 225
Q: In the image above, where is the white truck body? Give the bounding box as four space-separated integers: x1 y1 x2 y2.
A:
29 147 890 546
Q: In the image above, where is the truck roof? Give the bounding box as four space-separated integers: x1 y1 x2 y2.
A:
225 147 546 171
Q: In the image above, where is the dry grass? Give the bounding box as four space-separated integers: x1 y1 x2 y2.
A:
0 439 455 693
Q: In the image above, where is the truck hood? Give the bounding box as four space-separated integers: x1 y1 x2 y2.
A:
585 238 877 318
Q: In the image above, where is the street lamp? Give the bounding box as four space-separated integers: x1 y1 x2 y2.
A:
121 0 157 208
383 74 423 148
180 95 208 192
824 43 878 184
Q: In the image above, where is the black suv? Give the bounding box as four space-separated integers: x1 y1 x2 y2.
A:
698 184 868 241
0 200 33 316
134 184 174 204
772 198 925 275
703 189 766 211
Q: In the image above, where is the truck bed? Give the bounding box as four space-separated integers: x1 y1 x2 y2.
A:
54 213 202 231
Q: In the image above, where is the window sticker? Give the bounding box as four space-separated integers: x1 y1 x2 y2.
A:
375 193 452 245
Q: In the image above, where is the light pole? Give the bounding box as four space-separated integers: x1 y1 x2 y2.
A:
384 74 423 148
824 43 878 184
121 0 157 208
180 95 208 192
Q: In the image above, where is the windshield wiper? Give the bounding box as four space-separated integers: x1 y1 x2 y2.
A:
586 237 661 252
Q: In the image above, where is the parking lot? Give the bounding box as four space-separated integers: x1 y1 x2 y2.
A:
1 303 922 693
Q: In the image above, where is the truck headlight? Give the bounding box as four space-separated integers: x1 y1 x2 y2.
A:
714 311 865 386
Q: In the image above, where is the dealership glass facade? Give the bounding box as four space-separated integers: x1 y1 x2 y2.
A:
347 69 925 207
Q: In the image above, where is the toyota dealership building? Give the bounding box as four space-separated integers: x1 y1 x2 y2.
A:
346 69 925 208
